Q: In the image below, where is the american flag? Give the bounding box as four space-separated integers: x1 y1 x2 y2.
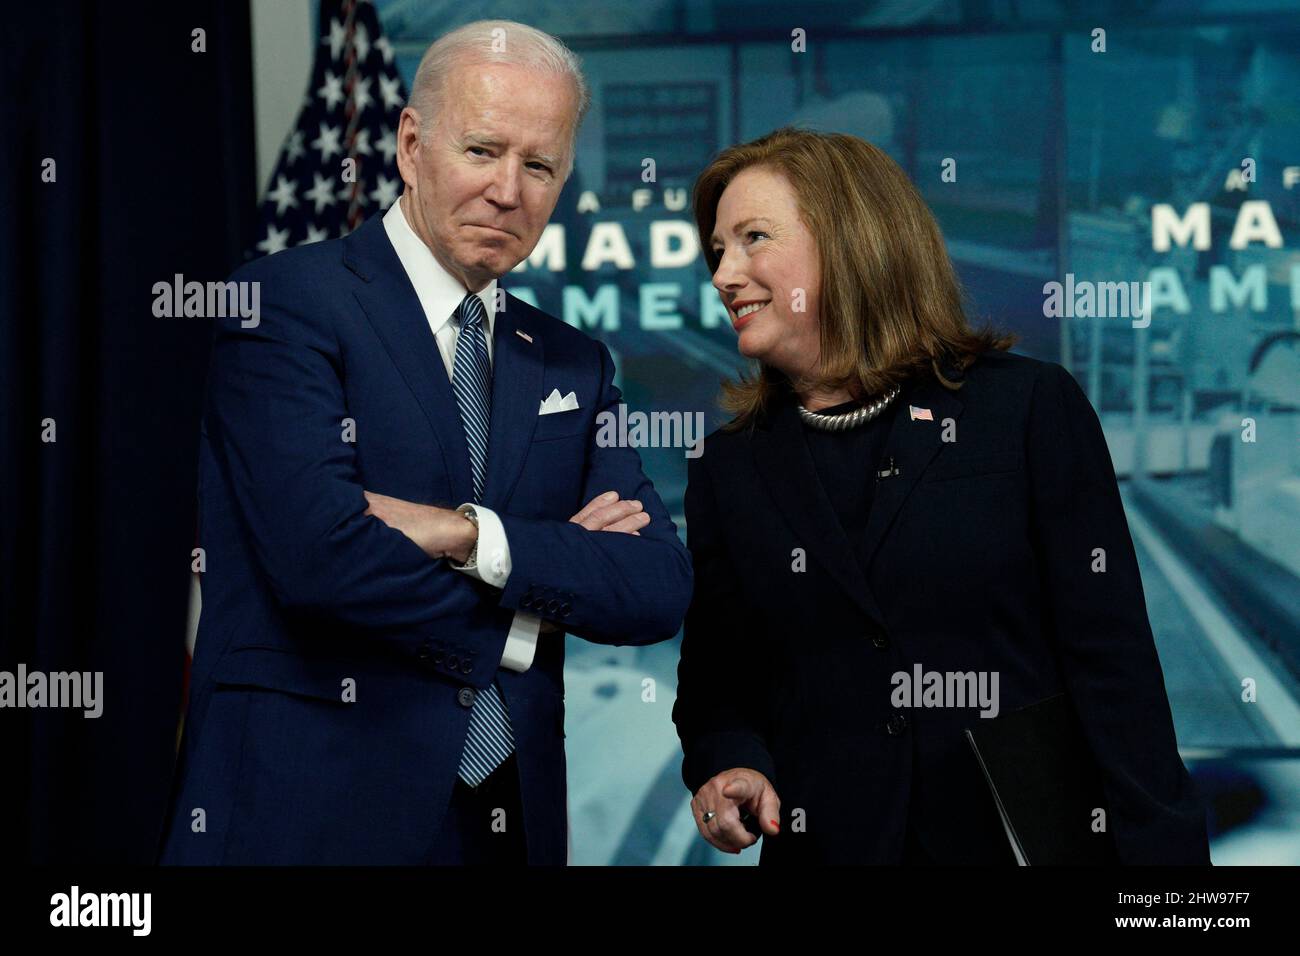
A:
251 0 407 258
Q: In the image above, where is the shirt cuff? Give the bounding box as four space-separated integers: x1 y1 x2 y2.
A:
500 611 542 672
450 503 510 588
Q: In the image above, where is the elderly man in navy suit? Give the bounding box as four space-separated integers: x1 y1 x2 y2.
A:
158 19 691 865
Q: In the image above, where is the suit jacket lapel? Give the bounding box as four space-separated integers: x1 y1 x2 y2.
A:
752 397 886 628
481 292 544 510
751 373 964 628
344 216 474 506
857 374 964 574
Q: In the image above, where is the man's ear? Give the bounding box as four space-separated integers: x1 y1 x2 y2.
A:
395 106 422 192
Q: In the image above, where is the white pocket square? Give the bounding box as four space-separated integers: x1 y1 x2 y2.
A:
539 388 579 415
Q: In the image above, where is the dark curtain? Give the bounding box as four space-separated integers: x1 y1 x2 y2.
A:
1 1 257 863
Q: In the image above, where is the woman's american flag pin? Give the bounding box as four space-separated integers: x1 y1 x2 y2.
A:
909 405 933 421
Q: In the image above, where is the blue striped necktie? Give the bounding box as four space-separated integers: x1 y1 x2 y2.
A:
450 292 515 787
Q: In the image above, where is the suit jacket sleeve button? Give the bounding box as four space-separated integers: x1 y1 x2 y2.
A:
871 633 889 649
447 654 459 669
457 687 476 708
460 660 473 674
432 651 445 664
886 715 908 736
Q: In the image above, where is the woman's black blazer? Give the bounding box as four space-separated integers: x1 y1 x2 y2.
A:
672 350 1211 864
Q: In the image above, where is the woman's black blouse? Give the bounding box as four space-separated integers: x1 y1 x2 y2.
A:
798 395 902 573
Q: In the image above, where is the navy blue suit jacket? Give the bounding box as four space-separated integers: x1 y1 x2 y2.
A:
158 213 692 865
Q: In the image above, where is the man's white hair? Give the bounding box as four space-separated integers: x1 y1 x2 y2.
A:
407 19 590 180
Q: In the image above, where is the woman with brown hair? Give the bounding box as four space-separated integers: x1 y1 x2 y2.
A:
671 126 1209 865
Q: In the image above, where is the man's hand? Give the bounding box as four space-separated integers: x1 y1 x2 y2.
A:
569 490 650 535
362 492 476 563
691 768 781 854
364 489 648 632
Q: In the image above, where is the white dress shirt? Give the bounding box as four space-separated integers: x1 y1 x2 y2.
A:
382 194 541 672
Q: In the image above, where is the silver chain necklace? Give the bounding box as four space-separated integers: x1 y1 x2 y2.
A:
796 386 901 432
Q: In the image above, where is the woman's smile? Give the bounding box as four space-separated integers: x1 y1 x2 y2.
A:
732 300 770 330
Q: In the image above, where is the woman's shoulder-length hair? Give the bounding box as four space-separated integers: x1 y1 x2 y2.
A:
693 126 1017 431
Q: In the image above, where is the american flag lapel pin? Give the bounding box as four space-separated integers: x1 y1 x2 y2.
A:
909 405 933 421
515 329 533 344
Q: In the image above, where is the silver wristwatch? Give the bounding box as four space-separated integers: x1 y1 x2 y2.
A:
455 504 479 567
